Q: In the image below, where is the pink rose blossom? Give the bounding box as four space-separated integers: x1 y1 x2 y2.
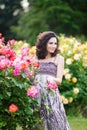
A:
47 81 58 91
13 68 21 76
7 39 15 47
0 58 12 70
27 86 39 98
21 47 29 56
1 46 16 61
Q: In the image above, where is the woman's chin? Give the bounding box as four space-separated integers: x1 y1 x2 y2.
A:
50 51 55 54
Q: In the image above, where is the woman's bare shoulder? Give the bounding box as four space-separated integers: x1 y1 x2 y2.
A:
55 54 64 65
56 54 64 61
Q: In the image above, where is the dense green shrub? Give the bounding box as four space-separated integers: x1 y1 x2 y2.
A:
59 35 87 115
0 38 40 130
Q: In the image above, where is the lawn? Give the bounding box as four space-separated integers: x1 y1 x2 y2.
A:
16 117 87 130
68 116 87 130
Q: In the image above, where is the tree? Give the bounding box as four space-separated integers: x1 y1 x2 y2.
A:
11 0 87 45
0 0 23 41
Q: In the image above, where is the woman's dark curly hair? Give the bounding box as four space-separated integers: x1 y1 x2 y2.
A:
36 31 60 59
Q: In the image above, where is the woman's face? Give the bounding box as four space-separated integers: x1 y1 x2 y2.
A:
46 37 57 54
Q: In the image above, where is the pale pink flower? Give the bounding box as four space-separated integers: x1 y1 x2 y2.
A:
7 39 15 46
13 56 31 71
21 47 29 56
22 55 32 65
12 56 21 67
0 58 11 69
12 56 22 70
47 81 58 90
27 86 39 98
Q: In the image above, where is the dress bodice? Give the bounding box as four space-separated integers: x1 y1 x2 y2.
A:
38 62 57 77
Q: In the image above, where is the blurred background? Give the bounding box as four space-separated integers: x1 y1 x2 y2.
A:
0 0 87 45
0 1 87 130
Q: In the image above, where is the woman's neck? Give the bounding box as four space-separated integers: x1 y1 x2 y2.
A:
45 53 51 59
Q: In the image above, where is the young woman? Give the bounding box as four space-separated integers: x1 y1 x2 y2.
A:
34 31 71 130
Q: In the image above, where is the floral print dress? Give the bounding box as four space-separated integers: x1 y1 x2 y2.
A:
34 62 71 130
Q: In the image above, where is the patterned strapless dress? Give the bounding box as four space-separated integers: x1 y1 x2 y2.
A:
34 62 71 130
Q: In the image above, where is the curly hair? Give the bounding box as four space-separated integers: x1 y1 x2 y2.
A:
36 31 60 59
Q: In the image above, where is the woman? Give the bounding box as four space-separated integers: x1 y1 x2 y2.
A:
34 31 71 130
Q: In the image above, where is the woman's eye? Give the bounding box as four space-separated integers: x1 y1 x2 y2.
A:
49 42 53 44
49 42 57 45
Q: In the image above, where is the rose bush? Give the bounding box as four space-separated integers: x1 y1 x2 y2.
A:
0 33 87 130
59 35 87 116
0 35 40 130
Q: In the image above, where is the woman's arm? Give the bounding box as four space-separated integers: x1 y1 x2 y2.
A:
54 55 64 85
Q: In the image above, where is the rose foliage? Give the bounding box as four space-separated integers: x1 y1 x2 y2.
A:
59 35 87 116
0 33 87 130
0 34 40 130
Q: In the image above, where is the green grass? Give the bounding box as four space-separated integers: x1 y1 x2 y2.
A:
68 116 87 130
16 117 87 130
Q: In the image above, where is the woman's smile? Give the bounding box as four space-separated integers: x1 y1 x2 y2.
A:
47 37 57 53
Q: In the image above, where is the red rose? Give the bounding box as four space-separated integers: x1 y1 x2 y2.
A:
9 104 18 113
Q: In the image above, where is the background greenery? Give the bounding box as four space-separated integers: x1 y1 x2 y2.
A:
0 0 23 40
0 0 87 45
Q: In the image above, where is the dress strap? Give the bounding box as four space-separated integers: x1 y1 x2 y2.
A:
53 55 57 64
53 54 60 65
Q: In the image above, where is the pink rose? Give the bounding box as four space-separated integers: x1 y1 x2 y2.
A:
47 81 58 91
27 86 39 98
